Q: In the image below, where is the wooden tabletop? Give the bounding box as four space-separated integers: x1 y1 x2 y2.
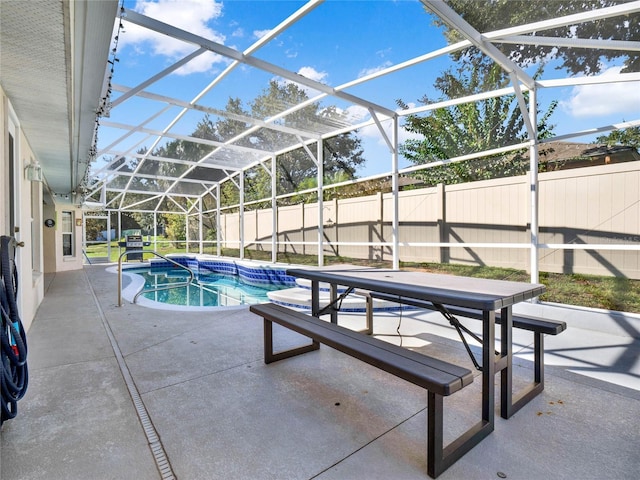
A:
287 265 545 311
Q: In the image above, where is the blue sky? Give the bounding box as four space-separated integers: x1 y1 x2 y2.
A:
101 0 640 178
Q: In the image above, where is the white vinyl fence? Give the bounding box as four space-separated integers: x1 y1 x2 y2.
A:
219 162 640 279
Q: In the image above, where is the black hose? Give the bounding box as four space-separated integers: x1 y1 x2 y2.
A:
1 236 28 426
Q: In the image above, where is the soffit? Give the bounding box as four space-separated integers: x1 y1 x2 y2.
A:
0 0 117 203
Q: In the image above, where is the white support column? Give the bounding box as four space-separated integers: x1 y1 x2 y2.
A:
528 89 540 286
392 116 400 270
153 212 157 251
106 214 111 261
271 156 277 263
185 211 189 253
239 171 245 260
317 140 324 266
198 197 203 254
216 184 221 257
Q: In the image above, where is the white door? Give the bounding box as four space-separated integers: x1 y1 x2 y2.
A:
7 110 24 316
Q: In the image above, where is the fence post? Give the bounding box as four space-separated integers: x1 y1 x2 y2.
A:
437 183 449 263
377 191 383 262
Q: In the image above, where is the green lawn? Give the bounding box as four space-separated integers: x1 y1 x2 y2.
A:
399 261 640 313
85 243 640 313
84 239 187 261
242 249 640 314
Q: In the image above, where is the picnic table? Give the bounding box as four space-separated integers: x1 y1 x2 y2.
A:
252 265 557 477
287 265 547 420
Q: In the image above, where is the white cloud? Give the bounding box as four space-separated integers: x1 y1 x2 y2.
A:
356 114 422 160
297 66 328 84
120 0 227 75
561 66 640 118
176 51 227 76
358 61 393 79
343 105 369 123
253 29 271 40
272 66 328 96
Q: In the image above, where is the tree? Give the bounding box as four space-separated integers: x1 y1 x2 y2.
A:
245 81 365 200
84 218 105 243
128 211 157 235
157 80 366 207
595 126 640 150
429 0 640 75
398 59 557 185
164 214 186 242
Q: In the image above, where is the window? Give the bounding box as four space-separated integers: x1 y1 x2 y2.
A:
62 211 73 256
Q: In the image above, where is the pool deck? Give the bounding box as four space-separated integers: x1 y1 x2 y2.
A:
1 265 639 479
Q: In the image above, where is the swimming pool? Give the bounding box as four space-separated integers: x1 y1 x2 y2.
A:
115 256 403 313
126 267 288 308
115 256 297 310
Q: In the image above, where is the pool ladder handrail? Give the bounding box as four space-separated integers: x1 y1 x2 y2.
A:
117 250 195 306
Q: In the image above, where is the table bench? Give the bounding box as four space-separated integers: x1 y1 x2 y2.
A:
363 291 566 412
250 302 492 478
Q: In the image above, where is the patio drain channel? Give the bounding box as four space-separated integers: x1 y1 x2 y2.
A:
85 270 176 480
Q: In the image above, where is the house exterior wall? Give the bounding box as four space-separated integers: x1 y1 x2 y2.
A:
1 91 6 242
0 86 45 332
42 203 57 273
47 206 84 273
1 85 86 335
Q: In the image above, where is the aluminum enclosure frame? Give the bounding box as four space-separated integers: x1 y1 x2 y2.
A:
86 0 640 281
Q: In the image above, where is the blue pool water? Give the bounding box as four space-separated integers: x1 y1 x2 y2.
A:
128 268 287 308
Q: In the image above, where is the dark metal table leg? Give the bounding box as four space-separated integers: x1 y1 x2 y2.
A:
500 306 547 418
482 310 495 426
329 283 338 324
500 306 513 419
311 280 319 318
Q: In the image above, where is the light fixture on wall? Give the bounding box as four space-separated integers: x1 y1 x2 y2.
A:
24 161 43 182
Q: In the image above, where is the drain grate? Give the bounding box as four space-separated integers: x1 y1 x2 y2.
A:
86 270 176 480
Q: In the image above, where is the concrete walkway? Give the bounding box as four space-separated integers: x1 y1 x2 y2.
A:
1 265 639 479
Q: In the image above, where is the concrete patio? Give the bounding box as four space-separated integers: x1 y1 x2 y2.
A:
1 265 639 479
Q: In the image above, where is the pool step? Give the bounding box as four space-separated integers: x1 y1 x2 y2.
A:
145 267 192 279
267 287 401 313
164 270 192 278
293 277 352 293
